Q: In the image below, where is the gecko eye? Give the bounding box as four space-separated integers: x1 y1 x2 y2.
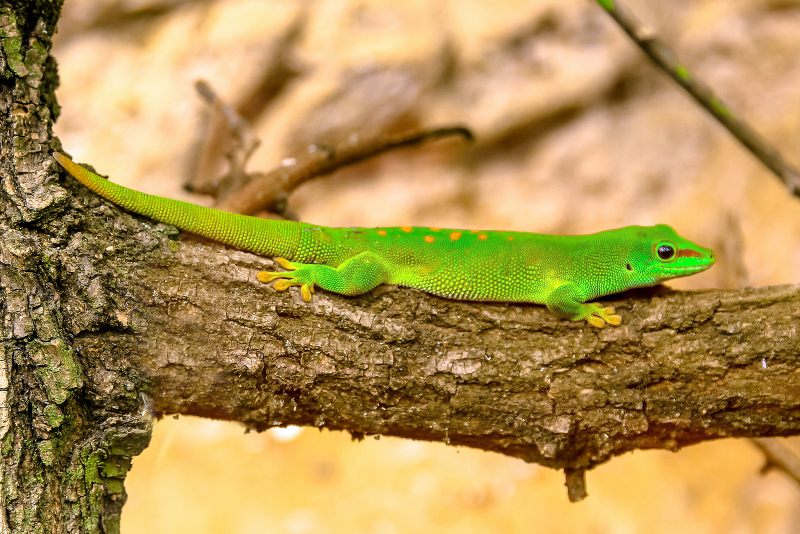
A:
657 244 675 260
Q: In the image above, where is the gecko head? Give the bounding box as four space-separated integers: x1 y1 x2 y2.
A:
626 224 716 286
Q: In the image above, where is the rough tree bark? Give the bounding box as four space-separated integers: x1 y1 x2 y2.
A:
2 3 151 533
2 2 800 533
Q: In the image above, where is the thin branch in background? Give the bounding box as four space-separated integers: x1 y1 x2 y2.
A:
194 80 261 199
215 125 474 217
594 0 800 197
190 16 303 192
750 438 800 487
193 81 472 219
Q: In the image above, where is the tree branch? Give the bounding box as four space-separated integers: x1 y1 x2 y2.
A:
594 0 800 196
751 438 800 485
190 80 473 218
66 205 800 500
214 125 474 217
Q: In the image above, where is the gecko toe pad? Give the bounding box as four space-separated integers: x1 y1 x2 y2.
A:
257 271 282 283
273 257 297 271
272 279 294 291
584 305 622 327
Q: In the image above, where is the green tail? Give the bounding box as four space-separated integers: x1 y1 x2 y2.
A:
54 152 301 258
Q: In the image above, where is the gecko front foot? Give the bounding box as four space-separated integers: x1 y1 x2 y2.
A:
582 304 622 328
545 284 623 327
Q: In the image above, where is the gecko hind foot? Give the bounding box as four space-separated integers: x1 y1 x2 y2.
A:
257 258 316 302
258 252 389 302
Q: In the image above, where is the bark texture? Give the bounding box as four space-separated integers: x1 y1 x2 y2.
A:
1 4 150 533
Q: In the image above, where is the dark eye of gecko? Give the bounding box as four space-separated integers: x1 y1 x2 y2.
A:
657 244 675 260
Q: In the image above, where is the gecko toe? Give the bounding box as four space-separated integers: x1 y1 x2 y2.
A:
300 283 315 302
257 271 287 283
604 312 622 326
274 257 296 270
586 315 606 328
582 304 623 327
273 279 296 291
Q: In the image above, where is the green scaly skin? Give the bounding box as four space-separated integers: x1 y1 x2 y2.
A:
54 152 716 327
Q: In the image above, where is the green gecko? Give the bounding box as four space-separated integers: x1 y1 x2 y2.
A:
54 152 715 327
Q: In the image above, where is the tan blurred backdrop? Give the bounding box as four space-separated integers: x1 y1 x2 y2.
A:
52 0 800 532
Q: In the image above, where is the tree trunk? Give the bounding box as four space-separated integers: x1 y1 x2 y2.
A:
2 3 800 532
1 3 151 533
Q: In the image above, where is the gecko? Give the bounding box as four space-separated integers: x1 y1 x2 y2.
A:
53 152 715 327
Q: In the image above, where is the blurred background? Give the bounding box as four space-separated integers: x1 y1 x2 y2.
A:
52 0 800 532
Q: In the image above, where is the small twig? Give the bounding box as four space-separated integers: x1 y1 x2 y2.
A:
595 0 800 197
192 81 472 219
564 467 588 503
216 126 474 216
195 80 257 153
750 438 800 486
194 80 261 198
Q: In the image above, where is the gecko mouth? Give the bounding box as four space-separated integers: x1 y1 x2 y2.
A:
661 263 714 275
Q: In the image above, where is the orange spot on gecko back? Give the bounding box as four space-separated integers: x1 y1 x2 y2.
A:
429 227 441 231
377 230 387 236
401 226 412 233
449 232 462 241
424 235 435 243
507 236 514 241
478 233 488 240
